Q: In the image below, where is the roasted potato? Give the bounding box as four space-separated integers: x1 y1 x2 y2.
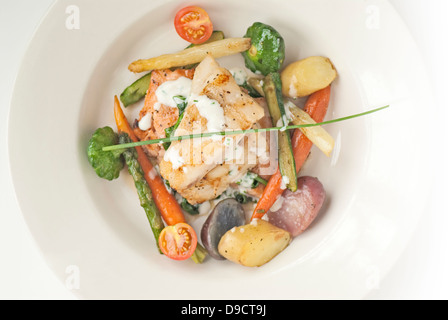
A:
281 56 337 98
218 219 291 267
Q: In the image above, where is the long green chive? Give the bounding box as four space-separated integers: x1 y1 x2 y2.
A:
102 105 389 152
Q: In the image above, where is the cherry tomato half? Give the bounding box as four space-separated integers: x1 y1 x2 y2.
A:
174 6 213 45
159 223 198 261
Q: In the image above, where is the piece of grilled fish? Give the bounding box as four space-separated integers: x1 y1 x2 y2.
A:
159 55 266 204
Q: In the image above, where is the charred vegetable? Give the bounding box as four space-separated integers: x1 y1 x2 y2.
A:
201 199 246 260
242 22 285 76
87 126 124 181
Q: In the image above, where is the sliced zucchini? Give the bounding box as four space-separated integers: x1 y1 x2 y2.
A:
185 30 225 49
119 72 152 107
263 73 297 192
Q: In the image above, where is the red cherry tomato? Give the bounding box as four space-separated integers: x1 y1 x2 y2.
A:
159 223 198 261
174 6 213 44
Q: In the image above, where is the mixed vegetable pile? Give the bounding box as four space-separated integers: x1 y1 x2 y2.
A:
87 6 386 267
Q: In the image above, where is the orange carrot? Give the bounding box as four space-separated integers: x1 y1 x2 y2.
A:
114 96 186 226
251 86 331 220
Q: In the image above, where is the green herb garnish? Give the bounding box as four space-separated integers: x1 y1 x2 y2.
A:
181 198 200 215
103 105 389 152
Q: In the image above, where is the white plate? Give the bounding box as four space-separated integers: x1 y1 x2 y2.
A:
9 0 434 299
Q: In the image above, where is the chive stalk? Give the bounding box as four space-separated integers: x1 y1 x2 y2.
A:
103 105 389 152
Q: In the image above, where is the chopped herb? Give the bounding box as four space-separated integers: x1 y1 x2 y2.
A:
181 198 200 215
163 95 188 150
254 175 268 186
235 193 249 204
163 112 184 150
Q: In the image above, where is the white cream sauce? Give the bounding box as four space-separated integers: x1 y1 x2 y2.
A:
188 94 225 133
163 145 184 170
138 113 152 131
229 67 248 86
280 175 290 190
154 76 192 111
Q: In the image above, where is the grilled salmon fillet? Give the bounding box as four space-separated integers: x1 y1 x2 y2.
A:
133 68 195 160
159 55 266 204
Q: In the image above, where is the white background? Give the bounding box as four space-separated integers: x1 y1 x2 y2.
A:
1 0 447 299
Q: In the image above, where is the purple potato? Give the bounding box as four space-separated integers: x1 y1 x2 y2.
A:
267 176 325 237
200 199 246 260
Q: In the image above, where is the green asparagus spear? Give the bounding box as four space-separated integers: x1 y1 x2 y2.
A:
191 243 208 264
119 133 165 252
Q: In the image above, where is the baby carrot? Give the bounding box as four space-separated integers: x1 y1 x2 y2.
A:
113 96 186 226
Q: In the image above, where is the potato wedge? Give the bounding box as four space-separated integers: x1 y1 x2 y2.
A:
129 38 252 73
281 56 337 98
218 219 291 267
